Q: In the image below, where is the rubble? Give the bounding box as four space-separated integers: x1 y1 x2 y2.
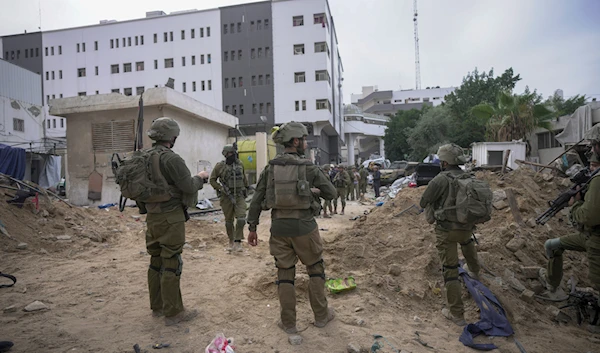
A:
493 200 508 210
24 301 49 312
519 289 535 303
505 236 525 252
288 335 303 345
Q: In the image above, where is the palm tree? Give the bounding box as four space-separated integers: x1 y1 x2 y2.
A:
472 91 553 142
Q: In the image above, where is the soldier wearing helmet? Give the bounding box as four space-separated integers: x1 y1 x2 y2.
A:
209 144 249 252
419 143 479 327
332 164 350 215
144 117 209 326
247 122 337 334
321 164 333 218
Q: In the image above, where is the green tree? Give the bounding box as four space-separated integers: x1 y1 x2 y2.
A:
445 68 521 146
472 90 552 142
545 93 588 118
406 105 453 160
383 109 422 161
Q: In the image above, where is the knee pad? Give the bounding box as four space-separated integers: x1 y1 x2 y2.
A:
236 218 246 226
307 259 326 280
163 254 183 276
544 238 563 258
442 263 460 283
149 256 162 272
277 265 296 285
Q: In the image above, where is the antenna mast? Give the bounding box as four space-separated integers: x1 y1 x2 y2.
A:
413 0 421 90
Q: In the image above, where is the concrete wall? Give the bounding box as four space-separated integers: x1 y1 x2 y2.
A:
472 142 526 170
0 32 44 75
220 1 274 126
0 95 44 148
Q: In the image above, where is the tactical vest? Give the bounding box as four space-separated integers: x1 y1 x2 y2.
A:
265 154 313 219
223 161 246 190
334 172 348 188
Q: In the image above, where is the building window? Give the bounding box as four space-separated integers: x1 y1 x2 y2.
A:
239 77 243 87
25 50 28 58
134 36 138 46
111 88 120 93
133 61 143 71
257 20 262 30
170 31 173 41
192 56 196 65
315 70 330 83
164 58 174 68
76 43 80 52
82 43 86 52
252 104 257 114
265 47 271 57
191 29 195 38
164 32 168 42
95 41 98 50
111 64 119 74
59 45 62 55
231 50 235 61
59 70 63 79
47 119 50 129
116 38 120 48
224 78 229 89
302 100 306 111
45 72 49 80
224 51 228 62
154 33 157 43
259 103 264 114
294 44 305 55
154 60 158 69
230 23 234 33
250 21 255 31
240 105 244 115
51 71 55 80
207 54 211 63
52 94 55 99
238 49 242 60
60 119 64 128
95 91 99 95
538 130 563 149
251 48 256 59
77 68 86 77
45 47 48 56
314 41 329 54
223 24 228 34
293 15 304 26
316 99 331 111
265 19 270 29
124 88 132 96
202 80 206 91
232 78 237 88
51 47 54 55
141 35 144 45
123 63 132 72
181 57 186 66
258 75 264 85
232 105 237 115
36 48 39 57
53 119 56 128
314 13 325 24
258 48 263 58
182 82 186 92
237 22 242 32
208 80 212 90
267 102 272 114
181 30 185 40
78 92 87 96
295 101 300 111
13 118 24 132
252 75 257 86
266 74 271 85
110 39 114 48
192 81 196 92
60 94 63 98
225 106 230 113
135 87 144 95
200 55 205 64
294 72 305 83
200 28 204 37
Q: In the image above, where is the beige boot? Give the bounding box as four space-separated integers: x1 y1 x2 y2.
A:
442 308 466 326
234 241 243 252
164 309 199 326
314 307 335 328
226 241 234 252
277 320 298 334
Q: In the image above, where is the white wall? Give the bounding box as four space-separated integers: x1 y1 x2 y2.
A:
391 87 455 106
472 142 526 170
41 9 223 109
0 59 42 105
272 0 336 128
343 115 386 137
0 95 45 148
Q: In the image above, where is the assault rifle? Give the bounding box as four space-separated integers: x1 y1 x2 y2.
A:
536 167 600 225
560 277 599 326
219 182 236 204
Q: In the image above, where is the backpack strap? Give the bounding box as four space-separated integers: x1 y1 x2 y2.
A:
0 272 16 288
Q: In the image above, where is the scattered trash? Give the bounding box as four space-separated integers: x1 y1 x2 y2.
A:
153 343 171 349
414 331 434 349
98 203 116 209
205 333 235 353
196 198 214 210
133 343 141 353
375 202 384 207
393 204 423 217
370 334 401 353
325 277 357 294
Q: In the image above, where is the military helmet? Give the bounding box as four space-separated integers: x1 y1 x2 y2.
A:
338 164 345 169
322 164 331 171
437 143 466 165
590 153 600 164
222 144 236 156
147 117 180 141
271 122 308 145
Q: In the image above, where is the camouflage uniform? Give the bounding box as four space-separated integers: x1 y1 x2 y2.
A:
359 165 368 195
144 118 206 324
247 122 337 333
321 165 333 217
210 145 248 251
419 143 479 326
333 165 350 214
347 166 356 201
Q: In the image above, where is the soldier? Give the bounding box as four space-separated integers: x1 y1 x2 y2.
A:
333 165 350 215
359 165 368 197
210 144 249 252
539 139 600 333
347 165 356 201
419 143 480 327
590 153 600 172
144 118 209 326
372 164 381 198
321 164 333 218
351 166 360 201
247 122 337 334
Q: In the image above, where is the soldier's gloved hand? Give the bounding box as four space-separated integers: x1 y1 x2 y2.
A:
248 231 258 247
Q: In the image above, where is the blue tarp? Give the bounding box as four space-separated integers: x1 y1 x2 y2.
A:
0 144 26 180
458 267 514 351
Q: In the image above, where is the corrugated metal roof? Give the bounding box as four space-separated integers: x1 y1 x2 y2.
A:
0 59 42 105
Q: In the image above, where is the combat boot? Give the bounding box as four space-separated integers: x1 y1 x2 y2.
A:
226 241 234 252
588 324 600 334
277 321 298 334
538 268 566 300
340 208 345 216
314 307 335 328
234 241 243 252
323 212 331 218
165 308 199 326
442 308 466 326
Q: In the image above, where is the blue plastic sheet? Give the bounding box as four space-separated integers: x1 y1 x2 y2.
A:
0 144 26 180
458 267 514 350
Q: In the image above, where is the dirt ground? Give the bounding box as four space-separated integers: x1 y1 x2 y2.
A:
1 179 600 352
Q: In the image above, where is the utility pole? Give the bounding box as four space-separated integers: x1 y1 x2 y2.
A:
413 0 421 90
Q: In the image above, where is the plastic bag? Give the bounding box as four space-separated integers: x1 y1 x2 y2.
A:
325 277 357 294
205 333 235 353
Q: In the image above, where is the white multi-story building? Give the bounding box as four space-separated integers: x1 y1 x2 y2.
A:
1 0 344 164
351 85 456 116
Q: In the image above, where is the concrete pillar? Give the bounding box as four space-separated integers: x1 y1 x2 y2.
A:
347 133 355 166
255 132 268 175
379 138 385 159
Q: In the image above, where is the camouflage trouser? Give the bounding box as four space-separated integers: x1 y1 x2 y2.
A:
269 227 328 330
220 192 247 242
359 182 367 194
322 198 332 214
347 183 356 201
435 228 480 318
334 187 347 210
547 232 600 290
146 208 187 317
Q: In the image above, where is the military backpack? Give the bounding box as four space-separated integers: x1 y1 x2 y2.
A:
436 172 493 225
265 155 313 212
114 148 173 203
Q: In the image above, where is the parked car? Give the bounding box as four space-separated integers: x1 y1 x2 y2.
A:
380 161 419 186
414 163 441 186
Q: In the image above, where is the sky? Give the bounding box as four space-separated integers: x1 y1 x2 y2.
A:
1 0 599 102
